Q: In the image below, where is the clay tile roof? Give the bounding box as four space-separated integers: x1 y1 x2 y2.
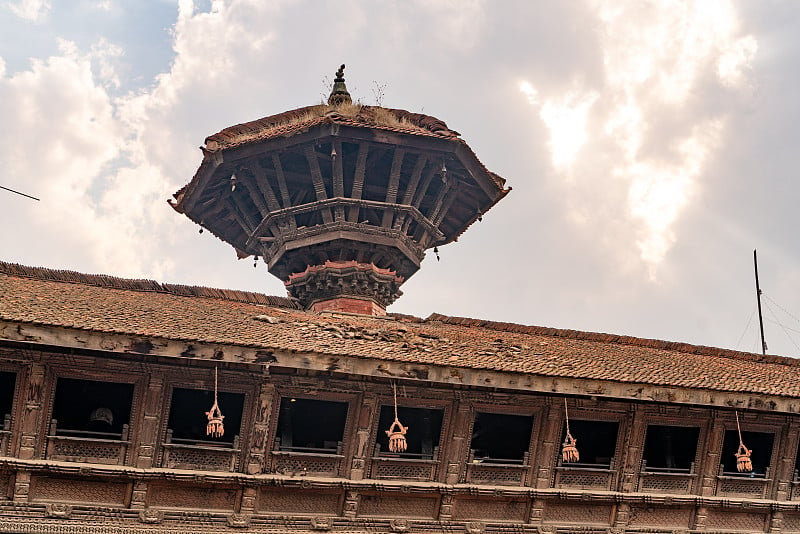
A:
3 262 800 401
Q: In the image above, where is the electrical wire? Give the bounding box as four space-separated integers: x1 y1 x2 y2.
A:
763 300 800 355
734 304 757 351
1 185 40 201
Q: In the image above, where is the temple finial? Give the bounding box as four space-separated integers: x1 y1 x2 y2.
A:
328 64 352 106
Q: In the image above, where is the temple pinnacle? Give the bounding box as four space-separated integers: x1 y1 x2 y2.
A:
327 64 352 106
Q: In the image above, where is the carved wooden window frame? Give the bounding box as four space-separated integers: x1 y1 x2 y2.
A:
552 402 628 490
40 362 147 465
266 387 359 476
635 411 709 495
0 358 25 458
366 388 453 482
715 414 781 486
157 367 255 472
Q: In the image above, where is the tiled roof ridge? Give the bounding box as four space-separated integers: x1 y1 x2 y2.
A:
0 261 301 309
425 313 797 368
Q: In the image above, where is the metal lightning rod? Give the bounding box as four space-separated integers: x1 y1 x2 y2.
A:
1 185 40 201
754 249 767 355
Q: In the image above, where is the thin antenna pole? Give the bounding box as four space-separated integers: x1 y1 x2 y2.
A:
1 185 40 201
754 249 767 355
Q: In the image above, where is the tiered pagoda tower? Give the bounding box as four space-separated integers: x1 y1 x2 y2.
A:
171 66 510 315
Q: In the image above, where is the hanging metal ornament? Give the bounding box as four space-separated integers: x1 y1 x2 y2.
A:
561 398 580 463
734 411 752 472
205 367 225 438
385 382 408 453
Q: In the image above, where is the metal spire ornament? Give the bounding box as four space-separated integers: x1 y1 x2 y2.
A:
561 398 580 463
205 367 225 438
385 382 408 453
734 411 753 473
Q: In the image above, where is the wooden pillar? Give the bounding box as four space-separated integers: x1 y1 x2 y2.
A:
442 398 472 485
246 380 276 475
135 373 164 469
774 418 798 501
534 403 560 489
618 404 645 493
699 411 725 497
17 362 46 460
350 393 377 480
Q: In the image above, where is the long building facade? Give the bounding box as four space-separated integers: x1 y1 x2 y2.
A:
2 68 800 533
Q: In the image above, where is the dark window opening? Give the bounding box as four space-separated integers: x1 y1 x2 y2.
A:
561 419 618 468
721 430 774 477
375 405 443 459
470 412 533 464
51 378 133 439
168 388 244 446
275 397 348 454
642 425 700 472
0 371 16 430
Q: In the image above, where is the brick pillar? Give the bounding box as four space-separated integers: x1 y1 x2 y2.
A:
135 373 164 469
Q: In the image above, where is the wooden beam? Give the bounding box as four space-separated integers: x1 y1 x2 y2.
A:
348 142 369 223
403 164 438 234
381 149 405 227
304 146 333 224
332 140 345 222
270 154 293 210
237 169 269 218
395 153 428 230
251 164 281 212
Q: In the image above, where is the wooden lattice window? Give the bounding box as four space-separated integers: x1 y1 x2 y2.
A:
275 397 348 454
561 419 618 468
642 425 700 472
168 388 244 446
721 430 773 477
470 412 533 464
375 405 443 460
51 377 133 439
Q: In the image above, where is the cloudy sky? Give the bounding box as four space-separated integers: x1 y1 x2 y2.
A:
2 0 799 358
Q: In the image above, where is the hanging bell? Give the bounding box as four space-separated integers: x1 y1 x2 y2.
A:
561 432 580 463
206 400 225 438
735 442 753 472
385 418 408 453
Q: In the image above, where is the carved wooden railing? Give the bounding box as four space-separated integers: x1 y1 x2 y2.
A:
268 439 344 477
790 471 800 500
716 465 771 498
637 461 697 494
45 419 129 465
0 415 11 457
161 429 241 472
369 444 440 481
554 459 617 490
465 450 530 486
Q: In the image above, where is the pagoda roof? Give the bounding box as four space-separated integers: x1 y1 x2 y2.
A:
2 261 798 410
171 103 508 213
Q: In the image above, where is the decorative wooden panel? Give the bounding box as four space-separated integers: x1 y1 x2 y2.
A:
638 473 695 494
542 502 612 525
452 497 527 522
369 457 438 481
628 506 692 528
270 451 343 477
258 489 341 515
466 463 529 486
783 513 800 532
358 494 438 518
148 482 237 510
29 476 127 505
716 475 770 498
162 442 240 472
705 509 766 532
554 466 615 490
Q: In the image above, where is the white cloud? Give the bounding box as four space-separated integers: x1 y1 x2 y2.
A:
520 0 757 275
7 0 50 22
